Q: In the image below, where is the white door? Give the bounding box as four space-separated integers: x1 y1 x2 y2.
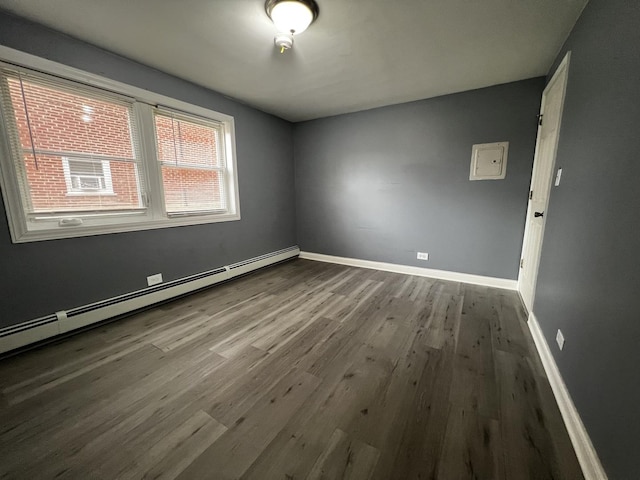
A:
518 53 571 312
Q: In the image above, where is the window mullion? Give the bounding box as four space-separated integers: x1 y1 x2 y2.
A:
221 125 238 214
135 102 166 220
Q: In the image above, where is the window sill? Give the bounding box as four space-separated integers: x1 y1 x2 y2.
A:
11 211 241 243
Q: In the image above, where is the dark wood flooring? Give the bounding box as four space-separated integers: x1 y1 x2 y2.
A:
0 259 583 479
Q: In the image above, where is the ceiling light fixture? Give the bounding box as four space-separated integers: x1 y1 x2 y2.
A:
265 0 319 53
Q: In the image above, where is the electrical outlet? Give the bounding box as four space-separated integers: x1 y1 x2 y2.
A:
147 273 163 286
417 252 429 261
556 329 565 351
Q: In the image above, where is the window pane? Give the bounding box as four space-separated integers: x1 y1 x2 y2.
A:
155 113 220 167
154 111 226 214
161 166 224 213
4 75 144 214
7 77 135 157
24 155 141 213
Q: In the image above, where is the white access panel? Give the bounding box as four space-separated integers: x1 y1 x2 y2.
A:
469 142 509 180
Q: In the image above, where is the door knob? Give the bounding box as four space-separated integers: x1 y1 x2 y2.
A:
534 211 544 218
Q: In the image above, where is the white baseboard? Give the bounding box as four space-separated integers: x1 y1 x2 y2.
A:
299 251 517 290
0 246 300 355
527 312 608 480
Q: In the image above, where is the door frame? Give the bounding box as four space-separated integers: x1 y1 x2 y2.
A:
518 52 571 312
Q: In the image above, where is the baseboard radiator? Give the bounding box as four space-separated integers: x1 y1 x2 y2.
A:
0 246 300 355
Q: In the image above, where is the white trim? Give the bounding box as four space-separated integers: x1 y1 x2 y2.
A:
527 312 608 480
0 246 299 355
299 251 517 290
0 45 241 243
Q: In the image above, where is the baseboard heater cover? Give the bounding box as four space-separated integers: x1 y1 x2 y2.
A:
65 267 228 318
0 314 58 338
0 246 299 355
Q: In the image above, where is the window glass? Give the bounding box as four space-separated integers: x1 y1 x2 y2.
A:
5 75 143 214
154 111 225 214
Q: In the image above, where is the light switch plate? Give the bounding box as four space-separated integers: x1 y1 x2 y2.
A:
555 167 563 186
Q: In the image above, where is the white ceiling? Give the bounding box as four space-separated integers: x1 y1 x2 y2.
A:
0 0 587 122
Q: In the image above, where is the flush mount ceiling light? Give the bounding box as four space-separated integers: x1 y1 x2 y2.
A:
265 0 319 53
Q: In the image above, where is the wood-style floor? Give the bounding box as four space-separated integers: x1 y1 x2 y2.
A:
0 259 583 480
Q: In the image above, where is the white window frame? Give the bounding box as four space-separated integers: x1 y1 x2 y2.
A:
0 46 240 243
153 108 229 216
62 158 115 195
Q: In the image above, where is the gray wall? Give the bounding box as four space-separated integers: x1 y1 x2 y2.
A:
294 79 544 279
0 12 296 329
534 0 640 477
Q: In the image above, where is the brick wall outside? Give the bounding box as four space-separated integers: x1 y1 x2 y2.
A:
155 114 223 212
8 77 222 213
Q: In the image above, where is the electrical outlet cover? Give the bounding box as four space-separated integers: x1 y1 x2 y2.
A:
147 273 163 286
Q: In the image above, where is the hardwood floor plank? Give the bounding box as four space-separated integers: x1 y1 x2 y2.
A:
207 316 340 427
449 355 499 419
0 344 167 448
1 305 218 401
423 292 463 351
208 285 337 358
149 291 274 352
493 291 532 357
373 347 454 480
2 348 227 479
457 285 497 375
241 293 415 480
176 368 321 480
534 367 585 480
341 338 430 452
120 410 227 480
306 428 380 480
496 349 584 480
438 407 505 480
3 339 153 405
241 339 395 480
